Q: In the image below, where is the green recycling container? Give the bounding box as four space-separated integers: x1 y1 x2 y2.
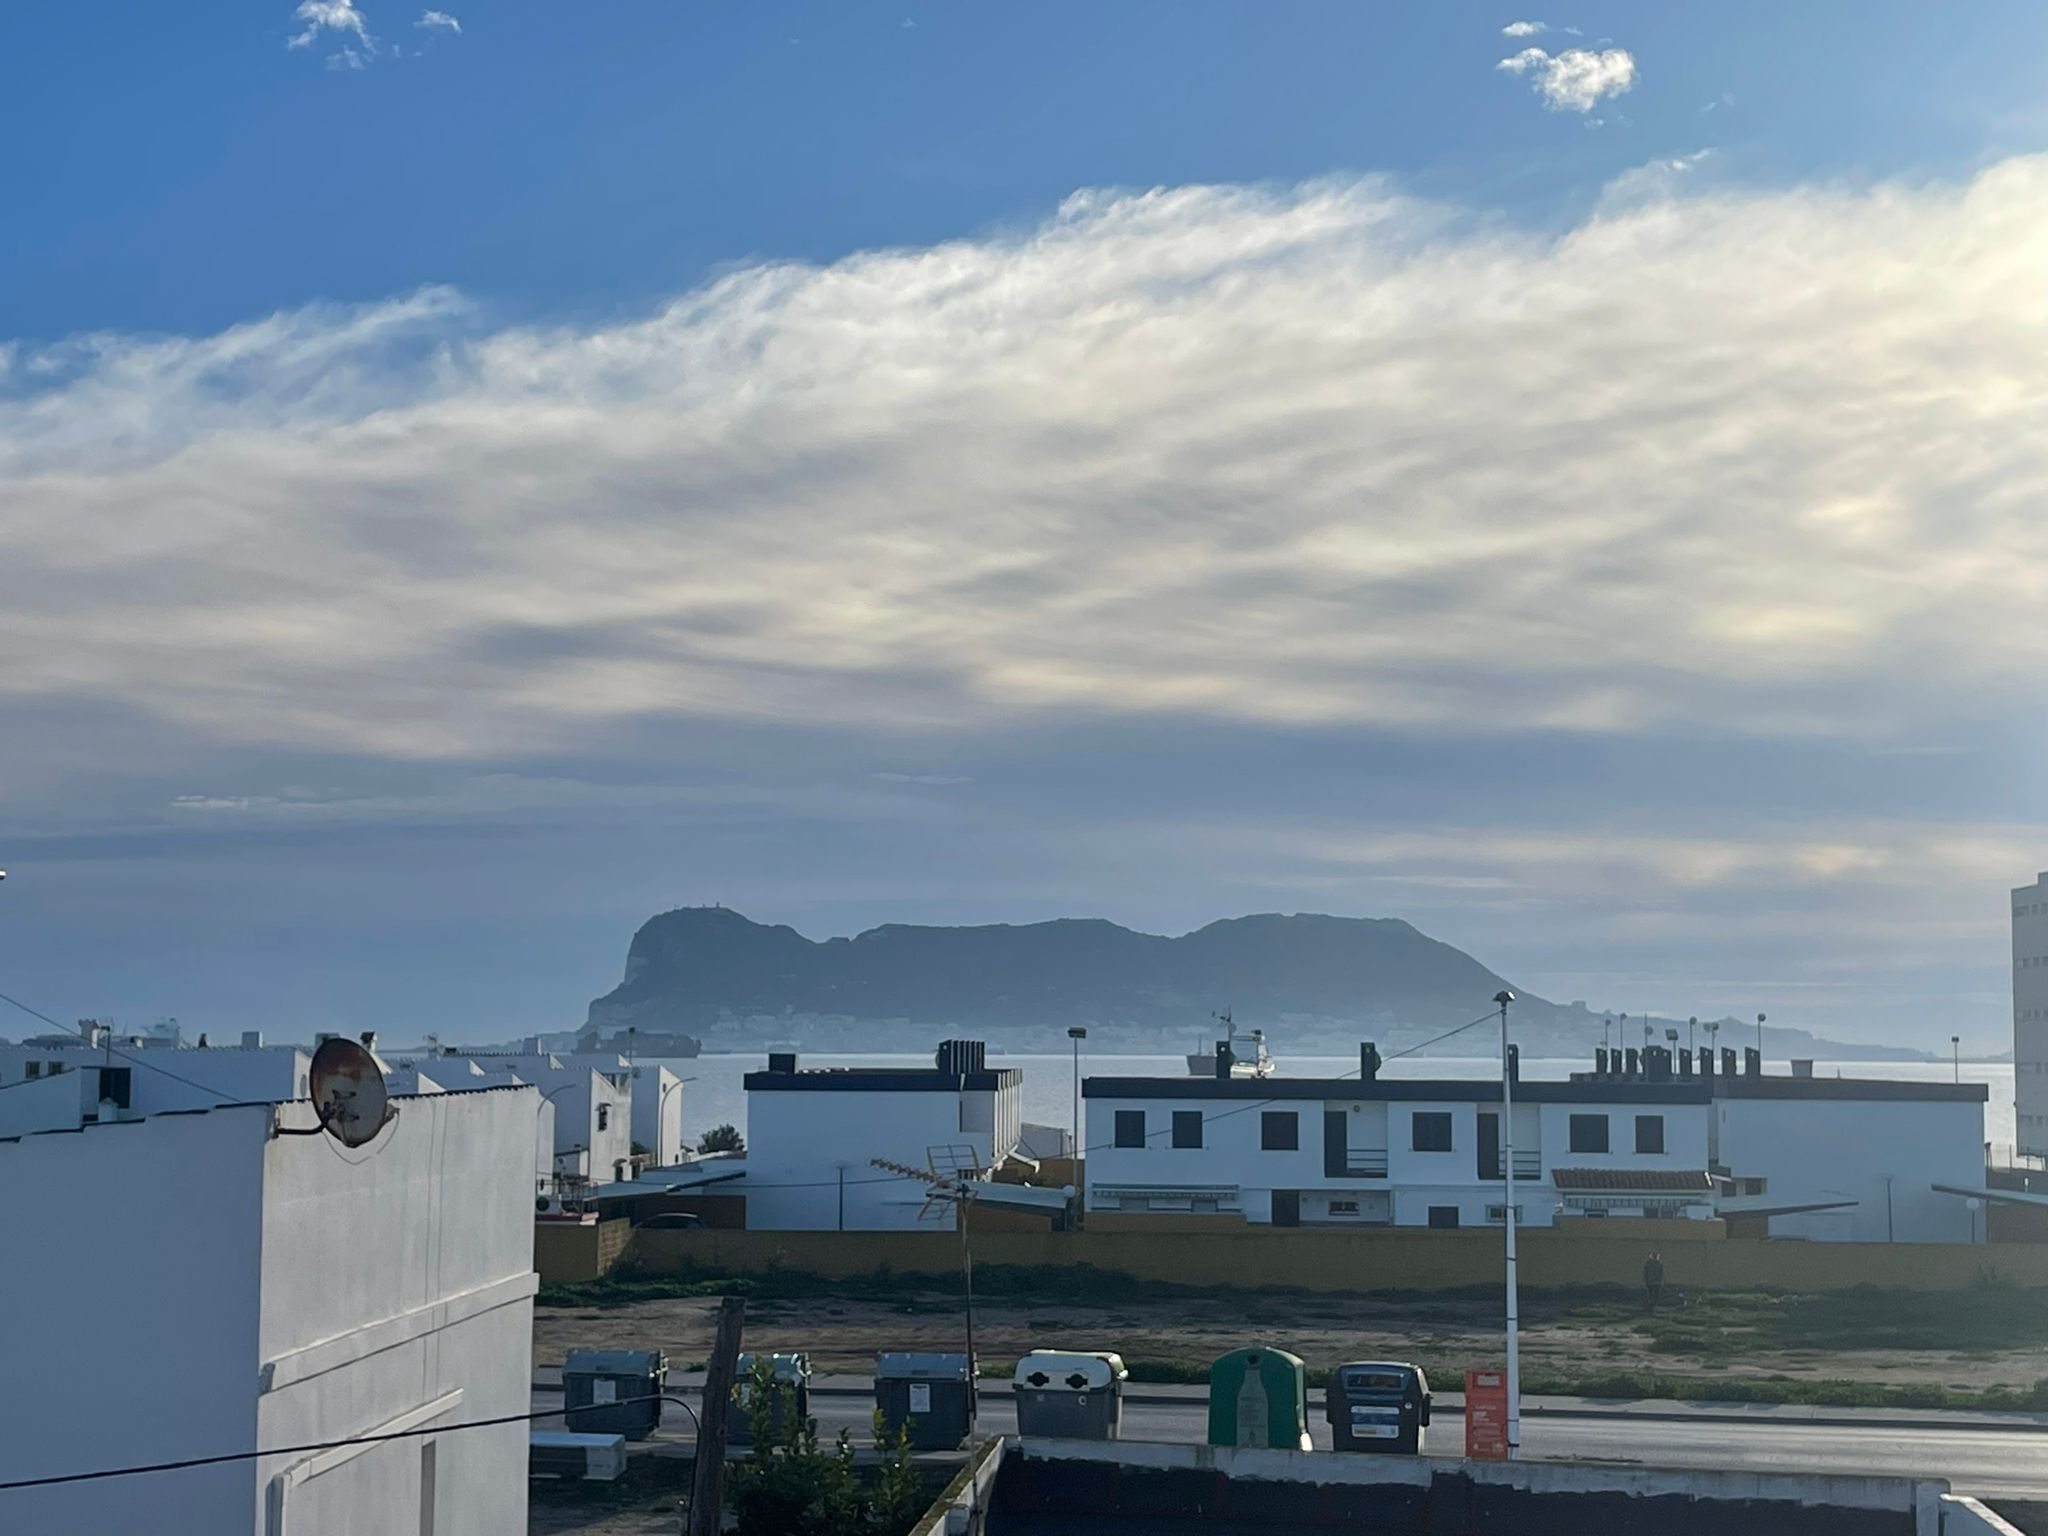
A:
1207 1346 1312 1451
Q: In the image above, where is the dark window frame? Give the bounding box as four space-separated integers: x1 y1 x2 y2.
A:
1113 1109 1146 1149
1568 1113 1610 1154
1426 1205 1461 1229
1411 1111 1454 1152
1172 1110 1204 1149
1261 1110 1300 1151
1634 1114 1665 1154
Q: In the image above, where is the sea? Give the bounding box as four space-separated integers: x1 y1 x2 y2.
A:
640 1052 2019 1161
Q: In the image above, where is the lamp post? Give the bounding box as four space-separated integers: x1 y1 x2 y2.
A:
1706 1018 1720 1062
1067 1027 1088 1161
1756 1012 1767 1061
1688 1017 1697 1056
1602 1015 1612 1054
1494 989 1520 1461
1952 1036 1961 1085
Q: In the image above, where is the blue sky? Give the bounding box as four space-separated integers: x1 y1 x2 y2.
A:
3 3 2046 1046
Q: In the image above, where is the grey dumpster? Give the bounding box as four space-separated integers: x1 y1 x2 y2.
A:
1326 1360 1431 1454
875 1351 975 1450
1012 1351 1126 1439
729 1351 813 1444
562 1347 666 1440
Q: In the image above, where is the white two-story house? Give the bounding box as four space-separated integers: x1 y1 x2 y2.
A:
1083 1048 1713 1228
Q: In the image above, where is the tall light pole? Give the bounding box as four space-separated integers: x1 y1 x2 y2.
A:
1688 1017 1698 1056
1706 1018 1720 1065
1494 989 1520 1461
1952 1036 1961 1085
1067 1027 1088 1161
1756 1012 1767 1061
1602 1015 1612 1054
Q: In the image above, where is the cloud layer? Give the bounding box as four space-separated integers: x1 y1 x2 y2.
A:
5 161 2047 776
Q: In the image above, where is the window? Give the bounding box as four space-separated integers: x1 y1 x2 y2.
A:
596 1104 611 1132
1411 1111 1453 1152
1261 1111 1299 1151
24 1062 39 1080
1568 1113 1610 1153
1172 1110 1204 1149
1484 1204 1526 1223
1634 1114 1665 1154
1426 1205 1461 1228
1114 1110 1146 1148
1329 1199 1360 1215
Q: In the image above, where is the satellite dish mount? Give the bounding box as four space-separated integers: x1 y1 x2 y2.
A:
284 1037 396 1147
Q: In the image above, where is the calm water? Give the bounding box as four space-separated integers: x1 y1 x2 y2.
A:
652 1052 2017 1158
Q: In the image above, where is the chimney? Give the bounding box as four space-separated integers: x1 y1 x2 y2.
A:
1677 1049 1693 1079
1506 1043 1520 1084
1744 1047 1761 1078
1698 1047 1713 1078
1791 1059 1813 1079
1623 1047 1640 1077
1721 1047 1738 1078
241 1030 264 1050
1595 1047 1609 1076
768 1052 798 1074
1214 1039 1235 1080
359 1030 377 1051
1360 1043 1381 1083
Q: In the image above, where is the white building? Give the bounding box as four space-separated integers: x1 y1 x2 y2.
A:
1712 1065 1988 1243
446 1052 635 1189
0 1084 538 1535
2016 872 2048 1161
390 1056 557 1195
0 1028 310 1139
741 1042 1024 1229
1082 1050 1714 1228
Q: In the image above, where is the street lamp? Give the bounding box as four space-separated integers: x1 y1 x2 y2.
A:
1687 1017 1697 1056
1757 1011 1767 1061
1494 989 1521 1461
1067 1027 1088 1160
1602 1015 1612 1053
1706 1018 1720 1067
1952 1036 1961 1085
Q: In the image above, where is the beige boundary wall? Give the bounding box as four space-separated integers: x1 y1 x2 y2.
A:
534 1222 2048 1293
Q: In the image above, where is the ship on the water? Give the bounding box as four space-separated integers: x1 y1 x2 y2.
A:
574 1025 702 1059
1185 1012 1275 1078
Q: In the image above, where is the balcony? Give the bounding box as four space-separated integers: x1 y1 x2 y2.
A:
1340 1150 1389 1178
1480 1151 1544 1181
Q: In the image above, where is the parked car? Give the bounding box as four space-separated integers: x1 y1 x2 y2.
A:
638 1212 706 1230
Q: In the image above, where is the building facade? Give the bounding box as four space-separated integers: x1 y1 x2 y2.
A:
0 1085 538 1536
2017 872 2048 1161
740 1042 1024 1229
1712 1071 1988 1243
0 1030 310 1139
1082 1059 1713 1229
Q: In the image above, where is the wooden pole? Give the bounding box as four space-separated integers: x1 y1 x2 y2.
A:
687 1295 746 1536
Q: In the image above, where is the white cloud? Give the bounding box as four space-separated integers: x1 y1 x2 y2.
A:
1497 45 1636 112
417 9 460 32
4 162 2048 772
288 0 370 50
326 46 369 71
1599 148 1713 205
1501 20 1547 37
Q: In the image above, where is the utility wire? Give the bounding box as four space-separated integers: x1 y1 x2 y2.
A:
0 1393 704 1493
0 990 238 1102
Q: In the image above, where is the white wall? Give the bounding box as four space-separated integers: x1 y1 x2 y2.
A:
0 1044 309 1136
2015 874 2048 1160
1084 1090 1710 1229
627 1065 684 1165
745 1084 1017 1230
0 1107 273 1533
483 1056 633 1183
255 1087 537 1536
1717 1093 1985 1243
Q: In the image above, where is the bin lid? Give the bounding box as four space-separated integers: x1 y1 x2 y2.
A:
1334 1361 1427 1393
875 1351 972 1381
564 1348 666 1376
737 1351 813 1383
1013 1351 1126 1391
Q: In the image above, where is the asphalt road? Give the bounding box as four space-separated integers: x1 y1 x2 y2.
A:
534 1383 2048 1500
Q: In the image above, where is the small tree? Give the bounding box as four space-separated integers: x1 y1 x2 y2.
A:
728 1362 929 1536
698 1123 745 1154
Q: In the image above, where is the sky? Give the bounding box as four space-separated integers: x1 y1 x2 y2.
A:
3 3 2046 1049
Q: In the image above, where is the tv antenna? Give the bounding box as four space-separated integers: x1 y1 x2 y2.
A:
286 1036 396 1147
873 1148 984 1424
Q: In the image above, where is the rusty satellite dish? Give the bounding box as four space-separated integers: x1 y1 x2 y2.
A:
307 1036 393 1147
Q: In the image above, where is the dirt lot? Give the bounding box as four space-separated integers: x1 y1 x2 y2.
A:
534 1281 2048 1397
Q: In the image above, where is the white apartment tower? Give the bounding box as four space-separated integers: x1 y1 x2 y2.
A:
2017 872 2048 1161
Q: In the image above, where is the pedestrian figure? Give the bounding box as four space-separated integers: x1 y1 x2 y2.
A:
1643 1250 1665 1312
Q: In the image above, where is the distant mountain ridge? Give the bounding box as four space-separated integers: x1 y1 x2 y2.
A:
584 906 1930 1059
